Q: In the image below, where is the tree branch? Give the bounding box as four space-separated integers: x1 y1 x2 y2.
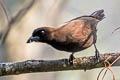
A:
0 0 11 22
0 0 36 45
0 53 119 76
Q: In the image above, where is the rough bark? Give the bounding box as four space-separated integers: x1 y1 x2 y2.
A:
0 53 119 76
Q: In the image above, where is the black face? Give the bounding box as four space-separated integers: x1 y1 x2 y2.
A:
32 29 46 38
27 28 47 43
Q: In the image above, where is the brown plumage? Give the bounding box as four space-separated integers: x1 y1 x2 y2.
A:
27 9 105 65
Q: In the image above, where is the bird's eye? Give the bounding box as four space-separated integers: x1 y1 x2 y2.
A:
32 29 46 37
40 30 45 36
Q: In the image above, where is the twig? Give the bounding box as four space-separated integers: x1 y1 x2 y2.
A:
0 0 36 45
0 32 2 39
0 0 11 22
0 53 119 77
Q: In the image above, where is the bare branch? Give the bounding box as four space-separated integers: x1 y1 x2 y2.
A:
0 0 11 22
0 0 36 45
0 53 119 77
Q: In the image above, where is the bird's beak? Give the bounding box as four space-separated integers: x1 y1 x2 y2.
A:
27 36 40 43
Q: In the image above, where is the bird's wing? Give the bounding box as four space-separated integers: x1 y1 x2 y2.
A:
66 20 93 43
53 19 93 44
69 9 105 21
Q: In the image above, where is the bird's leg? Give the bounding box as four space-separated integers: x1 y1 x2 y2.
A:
93 30 100 61
69 52 75 65
94 43 100 60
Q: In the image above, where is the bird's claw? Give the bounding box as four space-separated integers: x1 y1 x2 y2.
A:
68 54 75 66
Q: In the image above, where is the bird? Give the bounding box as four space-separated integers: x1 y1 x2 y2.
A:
27 9 105 65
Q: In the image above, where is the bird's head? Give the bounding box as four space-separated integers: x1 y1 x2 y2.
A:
27 27 53 43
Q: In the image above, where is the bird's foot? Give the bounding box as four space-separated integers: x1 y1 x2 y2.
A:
68 54 75 66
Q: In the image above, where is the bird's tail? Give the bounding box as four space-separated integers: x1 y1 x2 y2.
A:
90 9 105 21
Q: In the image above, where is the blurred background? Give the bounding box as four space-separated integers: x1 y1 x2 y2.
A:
0 0 120 80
